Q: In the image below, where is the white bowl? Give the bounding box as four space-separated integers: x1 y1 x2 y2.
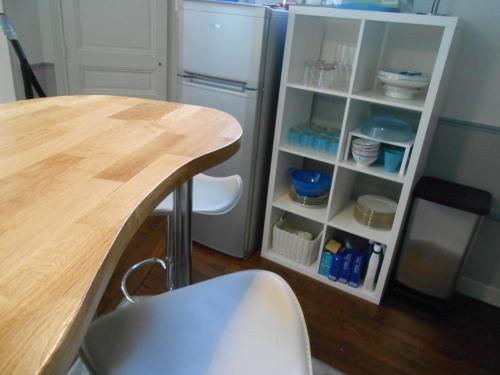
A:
377 70 430 100
353 138 380 147
353 153 378 167
353 150 379 158
352 144 380 151
378 70 430 87
352 145 380 154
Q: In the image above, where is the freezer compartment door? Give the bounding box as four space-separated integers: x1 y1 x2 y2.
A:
179 2 267 88
177 78 260 257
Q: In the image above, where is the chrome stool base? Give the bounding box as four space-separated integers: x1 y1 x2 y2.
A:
121 180 193 303
121 257 167 304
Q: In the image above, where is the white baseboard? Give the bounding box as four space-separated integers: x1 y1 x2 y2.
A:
457 276 500 308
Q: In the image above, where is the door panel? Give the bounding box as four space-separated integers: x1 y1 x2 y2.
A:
180 8 265 87
61 0 167 99
178 78 260 257
177 79 258 180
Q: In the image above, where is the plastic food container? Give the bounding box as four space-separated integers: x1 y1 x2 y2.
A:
361 115 413 142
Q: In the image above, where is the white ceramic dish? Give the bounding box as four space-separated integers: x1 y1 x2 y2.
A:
377 70 430 100
352 145 379 150
352 153 378 167
353 138 380 147
353 150 379 158
382 86 420 100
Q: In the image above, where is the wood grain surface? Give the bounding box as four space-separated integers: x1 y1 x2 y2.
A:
0 95 241 375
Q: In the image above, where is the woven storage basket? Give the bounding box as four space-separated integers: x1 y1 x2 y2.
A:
272 216 322 266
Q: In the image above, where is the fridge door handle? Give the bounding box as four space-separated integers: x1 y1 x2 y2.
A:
190 77 246 93
179 76 256 99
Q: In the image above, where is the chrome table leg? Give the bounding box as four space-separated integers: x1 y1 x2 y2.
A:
172 178 193 289
165 213 175 291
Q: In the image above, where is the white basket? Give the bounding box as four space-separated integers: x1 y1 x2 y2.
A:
272 217 322 266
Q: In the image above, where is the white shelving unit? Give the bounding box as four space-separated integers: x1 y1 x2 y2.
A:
261 6 459 304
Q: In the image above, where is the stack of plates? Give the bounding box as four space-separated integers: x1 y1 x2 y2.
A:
352 138 380 167
353 194 397 230
289 185 328 206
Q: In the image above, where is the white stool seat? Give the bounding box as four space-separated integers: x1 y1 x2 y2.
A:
82 270 312 375
154 174 242 216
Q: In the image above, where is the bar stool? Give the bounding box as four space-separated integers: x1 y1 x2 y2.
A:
82 270 313 375
121 174 242 303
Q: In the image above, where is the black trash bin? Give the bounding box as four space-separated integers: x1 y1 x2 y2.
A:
395 177 491 300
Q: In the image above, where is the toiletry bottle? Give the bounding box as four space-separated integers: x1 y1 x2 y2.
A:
328 245 345 281
319 251 334 276
364 243 383 291
348 249 365 288
320 239 341 276
338 240 355 284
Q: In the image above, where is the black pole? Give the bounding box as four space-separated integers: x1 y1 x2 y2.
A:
9 39 46 99
20 60 34 99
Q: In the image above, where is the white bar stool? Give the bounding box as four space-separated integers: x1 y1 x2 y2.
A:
121 174 242 302
82 270 313 375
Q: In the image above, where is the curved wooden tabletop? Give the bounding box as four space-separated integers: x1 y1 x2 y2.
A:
0 96 242 375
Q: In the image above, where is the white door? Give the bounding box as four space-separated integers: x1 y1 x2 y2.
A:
61 0 167 99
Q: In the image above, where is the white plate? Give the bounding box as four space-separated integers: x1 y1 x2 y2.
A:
378 70 430 83
357 194 397 214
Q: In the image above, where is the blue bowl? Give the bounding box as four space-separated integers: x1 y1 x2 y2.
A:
289 169 332 198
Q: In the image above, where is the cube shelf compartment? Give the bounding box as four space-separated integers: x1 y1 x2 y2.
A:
344 128 414 178
262 6 459 304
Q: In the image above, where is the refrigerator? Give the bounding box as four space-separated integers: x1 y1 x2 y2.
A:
177 0 287 258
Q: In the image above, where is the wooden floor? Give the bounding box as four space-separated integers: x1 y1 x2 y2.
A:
99 217 500 375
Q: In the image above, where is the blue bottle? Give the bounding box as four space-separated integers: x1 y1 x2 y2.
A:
319 251 334 276
328 247 344 281
338 240 355 284
349 250 365 288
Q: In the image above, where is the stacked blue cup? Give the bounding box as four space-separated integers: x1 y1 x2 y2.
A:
287 124 340 157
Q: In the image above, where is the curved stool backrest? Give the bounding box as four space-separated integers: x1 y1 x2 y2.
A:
153 173 242 216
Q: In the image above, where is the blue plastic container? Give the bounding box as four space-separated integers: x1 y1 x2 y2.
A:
362 115 413 142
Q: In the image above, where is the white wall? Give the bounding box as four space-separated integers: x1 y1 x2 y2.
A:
0 34 16 103
3 0 44 63
3 0 57 98
435 0 500 127
37 0 55 63
3 0 54 64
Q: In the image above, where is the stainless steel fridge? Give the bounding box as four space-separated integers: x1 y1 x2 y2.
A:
177 0 287 258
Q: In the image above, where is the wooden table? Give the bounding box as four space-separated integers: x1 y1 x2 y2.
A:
0 96 241 375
